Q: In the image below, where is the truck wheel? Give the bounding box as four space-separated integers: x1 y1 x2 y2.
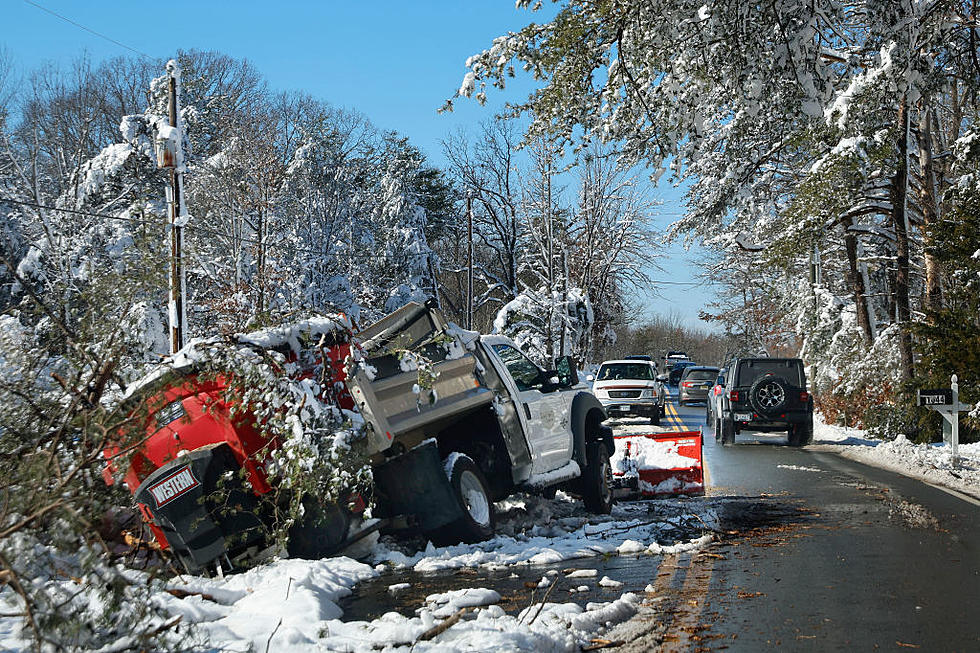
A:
582 442 613 514
287 500 351 560
714 416 723 441
788 419 813 447
721 417 736 446
749 375 789 415
650 406 661 426
429 454 495 545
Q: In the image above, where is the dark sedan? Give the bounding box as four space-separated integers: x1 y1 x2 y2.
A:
668 361 697 385
678 365 720 405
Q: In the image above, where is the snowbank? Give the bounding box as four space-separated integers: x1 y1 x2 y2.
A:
813 413 980 500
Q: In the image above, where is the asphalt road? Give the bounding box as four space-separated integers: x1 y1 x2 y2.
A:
342 391 978 651
617 393 980 652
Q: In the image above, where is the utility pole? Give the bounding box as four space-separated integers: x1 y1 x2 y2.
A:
466 193 473 331
158 59 189 354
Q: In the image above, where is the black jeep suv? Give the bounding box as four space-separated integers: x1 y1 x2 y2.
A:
717 358 813 447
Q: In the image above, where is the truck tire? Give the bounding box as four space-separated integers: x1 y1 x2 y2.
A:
429 454 495 546
788 418 813 447
721 417 736 446
714 416 723 441
287 499 351 560
651 405 661 426
582 441 613 514
749 375 789 416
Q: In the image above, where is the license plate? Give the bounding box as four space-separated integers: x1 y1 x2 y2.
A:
616 405 630 411
735 412 752 421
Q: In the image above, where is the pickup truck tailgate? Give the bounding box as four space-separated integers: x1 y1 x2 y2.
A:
349 302 493 454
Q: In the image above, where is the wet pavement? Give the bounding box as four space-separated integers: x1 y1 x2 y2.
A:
339 389 980 651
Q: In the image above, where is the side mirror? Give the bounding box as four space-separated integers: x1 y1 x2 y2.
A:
656 374 668 383
555 355 579 386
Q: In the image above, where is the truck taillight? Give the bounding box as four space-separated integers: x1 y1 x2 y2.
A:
800 391 810 402
728 390 740 402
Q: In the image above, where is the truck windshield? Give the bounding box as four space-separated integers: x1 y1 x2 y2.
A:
597 363 655 381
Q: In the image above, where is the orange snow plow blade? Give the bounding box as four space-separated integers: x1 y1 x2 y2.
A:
611 429 705 497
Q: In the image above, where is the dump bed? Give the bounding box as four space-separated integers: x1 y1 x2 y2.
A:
348 302 494 455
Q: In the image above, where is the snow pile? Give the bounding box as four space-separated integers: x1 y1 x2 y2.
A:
157 557 378 650
305 593 641 652
813 413 980 499
424 588 501 617
236 314 353 352
372 495 713 573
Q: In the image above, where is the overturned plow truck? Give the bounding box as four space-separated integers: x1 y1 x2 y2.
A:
106 302 614 574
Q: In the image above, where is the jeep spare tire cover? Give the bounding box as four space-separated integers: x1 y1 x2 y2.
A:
749 374 789 415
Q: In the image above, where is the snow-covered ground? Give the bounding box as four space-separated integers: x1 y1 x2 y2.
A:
0 493 715 652
812 414 980 500
5 413 974 651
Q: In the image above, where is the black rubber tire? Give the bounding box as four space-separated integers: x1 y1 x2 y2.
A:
429 454 495 545
721 417 736 446
705 405 711 423
788 417 813 447
540 485 558 500
582 442 613 514
749 375 790 416
651 405 661 426
714 416 723 441
287 499 351 560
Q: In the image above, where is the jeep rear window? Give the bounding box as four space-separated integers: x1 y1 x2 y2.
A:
736 360 803 386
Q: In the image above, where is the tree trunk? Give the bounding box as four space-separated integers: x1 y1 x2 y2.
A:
840 216 874 346
917 103 943 315
890 99 915 382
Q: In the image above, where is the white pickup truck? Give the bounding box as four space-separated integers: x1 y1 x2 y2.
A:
348 301 614 544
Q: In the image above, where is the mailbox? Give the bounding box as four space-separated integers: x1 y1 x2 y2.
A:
917 389 953 406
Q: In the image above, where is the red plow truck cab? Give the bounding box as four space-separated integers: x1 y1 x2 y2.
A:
103 317 356 574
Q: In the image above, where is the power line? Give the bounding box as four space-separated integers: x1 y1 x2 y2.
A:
23 0 155 61
0 196 331 257
0 196 428 260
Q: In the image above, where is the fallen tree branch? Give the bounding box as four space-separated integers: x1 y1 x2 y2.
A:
416 608 467 642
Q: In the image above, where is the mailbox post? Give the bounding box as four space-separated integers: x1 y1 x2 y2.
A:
916 375 970 468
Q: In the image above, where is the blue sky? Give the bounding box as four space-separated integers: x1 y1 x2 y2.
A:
3 0 715 330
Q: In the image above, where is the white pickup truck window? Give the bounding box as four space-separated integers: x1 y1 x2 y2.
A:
491 344 541 391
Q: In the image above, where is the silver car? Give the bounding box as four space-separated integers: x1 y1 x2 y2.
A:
678 366 720 405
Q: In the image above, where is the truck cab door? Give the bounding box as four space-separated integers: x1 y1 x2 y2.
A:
487 343 573 474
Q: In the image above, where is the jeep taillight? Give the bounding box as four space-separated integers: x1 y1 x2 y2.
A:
800 391 810 402
728 390 740 402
